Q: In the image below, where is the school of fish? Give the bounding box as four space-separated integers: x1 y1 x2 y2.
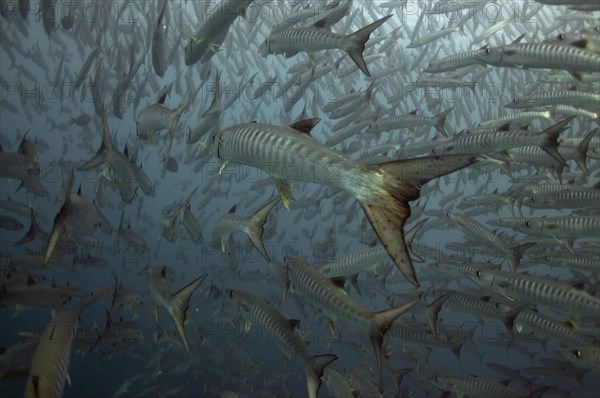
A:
0 0 599 397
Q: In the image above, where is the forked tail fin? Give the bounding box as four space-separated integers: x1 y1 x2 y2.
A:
247 197 280 261
169 273 207 355
306 354 337 398
346 15 392 77
360 155 477 287
539 116 574 166
370 300 420 384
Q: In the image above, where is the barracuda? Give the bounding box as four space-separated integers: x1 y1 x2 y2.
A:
24 310 79 398
507 307 595 347
213 119 476 287
262 15 392 77
557 346 600 372
466 268 600 324
366 107 454 137
475 41 600 78
427 373 523 398
445 212 535 272
184 0 256 66
151 0 168 77
491 215 600 239
432 117 574 166
226 288 337 398
423 47 488 73
478 110 554 129
284 256 418 383
506 90 600 110
424 290 517 334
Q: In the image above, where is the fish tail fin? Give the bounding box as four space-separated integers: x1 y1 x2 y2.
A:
247 197 280 261
540 116 574 166
574 128 597 176
170 273 207 355
433 106 454 137
508 242 536 272
78 111 113 171
306 354 337 398
526 386 553 398
450 338 466 359
162 82 207 171
391 368 413 397
502 305 525 338
45 168 75 264
346 15 392 77
424 291 453 334
14 207 41 246
370 300 419 381
360 155 477 286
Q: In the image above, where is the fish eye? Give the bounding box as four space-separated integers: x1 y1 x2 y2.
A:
573 349 581 358
475 270 482 278
485 48 491 54
525 221 531 228
512 99 518 103
558 34 565 41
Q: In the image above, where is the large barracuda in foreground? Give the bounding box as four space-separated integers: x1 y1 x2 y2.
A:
213 119 476 286
24 310 79 398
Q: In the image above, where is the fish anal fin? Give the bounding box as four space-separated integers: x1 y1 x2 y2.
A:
274 178 292 210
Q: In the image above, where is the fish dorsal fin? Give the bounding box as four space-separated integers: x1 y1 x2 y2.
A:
329 277 346 290
158 90 169 105
409 109 418 115
288 319 301 330
77 186 82 196
510 33 526 45
228 205 236 214
570 38 588 49
289 118 321 135
498 123 511 131
569 279 586 290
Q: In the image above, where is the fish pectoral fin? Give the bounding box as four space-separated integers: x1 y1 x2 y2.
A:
327 318 335 336
308 53 317 65
66 372 72 386
218 160 229 175
154 305 159 322
568 316 580 330
502 294 515 302
244 320 251 334
274 178 292 210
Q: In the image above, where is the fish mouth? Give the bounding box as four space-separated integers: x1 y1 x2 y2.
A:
224 288 234 298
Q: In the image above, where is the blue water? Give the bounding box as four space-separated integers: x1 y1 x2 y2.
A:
1 1 599 397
